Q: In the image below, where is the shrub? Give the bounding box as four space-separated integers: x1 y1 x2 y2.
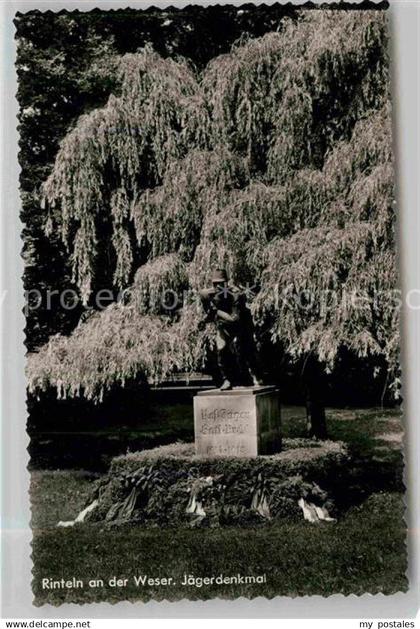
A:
83 439 349 527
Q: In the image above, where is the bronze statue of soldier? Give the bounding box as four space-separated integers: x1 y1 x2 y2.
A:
199 268 263 391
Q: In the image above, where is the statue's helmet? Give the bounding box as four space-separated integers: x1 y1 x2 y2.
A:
211 268 228 284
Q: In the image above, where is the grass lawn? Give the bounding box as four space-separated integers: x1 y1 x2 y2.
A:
31 406 407 605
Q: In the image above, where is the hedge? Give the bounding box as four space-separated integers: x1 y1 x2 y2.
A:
79 439 349 528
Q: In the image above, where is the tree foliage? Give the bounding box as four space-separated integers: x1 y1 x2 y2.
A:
17 4 297 348
26 9 398 402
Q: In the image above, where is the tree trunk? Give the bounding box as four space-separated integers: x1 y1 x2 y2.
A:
303 356 328 439
306 391 327 439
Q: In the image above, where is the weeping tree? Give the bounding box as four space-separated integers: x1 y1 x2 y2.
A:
27 10 399 437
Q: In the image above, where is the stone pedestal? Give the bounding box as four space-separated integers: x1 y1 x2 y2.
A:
194 386 281 458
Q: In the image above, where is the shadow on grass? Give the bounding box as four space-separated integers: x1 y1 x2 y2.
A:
28 403 195 471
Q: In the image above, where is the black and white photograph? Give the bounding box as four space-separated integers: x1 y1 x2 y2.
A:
14 1 408 606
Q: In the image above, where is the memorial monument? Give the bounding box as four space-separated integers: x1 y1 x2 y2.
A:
195 269 282 457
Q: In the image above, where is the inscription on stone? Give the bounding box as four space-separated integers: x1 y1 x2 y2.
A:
194 387 281 458
199 407 251 435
